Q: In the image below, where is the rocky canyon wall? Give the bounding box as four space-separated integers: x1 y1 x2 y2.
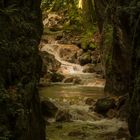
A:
94 0 140 138
0 0 45 140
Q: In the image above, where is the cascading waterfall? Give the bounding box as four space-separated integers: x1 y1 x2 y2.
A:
40 43 105 87
41 44 84 74
40 12 129 140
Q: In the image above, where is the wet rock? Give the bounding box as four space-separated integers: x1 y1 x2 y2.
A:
73 77 82 84
50 72 65 82
63 77 74 83
78 52 91 65
91 50 101 64
117 95 129 120
106 109 118 119
58 45 79 63
93 63 102 74
85 98 96 105
39 78 50 87
41 100 58 118
77 49 84 57
83 64 95 73
56 34 63 40
63 76 81 84
94 97 116 115
55 110 72 122
117 95 127 110
40 51 61 75
57 38 69 44
72 40 81 47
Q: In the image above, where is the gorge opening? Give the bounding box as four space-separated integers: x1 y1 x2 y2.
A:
39 1 130 140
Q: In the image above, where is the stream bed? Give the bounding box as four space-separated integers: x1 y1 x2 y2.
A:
39 41 129 140
39 79 129 140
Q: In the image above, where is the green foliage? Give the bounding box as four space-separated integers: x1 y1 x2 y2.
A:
42 0 83 30
81 27 97 50
41 0 76 11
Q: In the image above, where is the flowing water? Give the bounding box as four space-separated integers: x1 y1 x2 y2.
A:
39 43 129 140
41 44 83 74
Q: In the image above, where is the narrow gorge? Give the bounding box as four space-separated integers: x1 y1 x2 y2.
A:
0 0 140 140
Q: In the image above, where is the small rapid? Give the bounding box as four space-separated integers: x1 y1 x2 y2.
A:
41 44 84 75
40 43 105 87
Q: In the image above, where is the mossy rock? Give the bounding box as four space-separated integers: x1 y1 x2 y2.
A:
78 52 91 66
50 72 65 82
94 97 116 115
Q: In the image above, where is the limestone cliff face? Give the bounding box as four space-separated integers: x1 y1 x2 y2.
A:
0 0 45 140
94 0 140 138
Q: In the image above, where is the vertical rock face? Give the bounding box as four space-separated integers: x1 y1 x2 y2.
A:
0 0 45 140
94 0 140 138
94 0 132 95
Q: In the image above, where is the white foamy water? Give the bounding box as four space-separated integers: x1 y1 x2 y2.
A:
41 44 84 74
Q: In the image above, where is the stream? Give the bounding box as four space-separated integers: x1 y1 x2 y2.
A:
39 42 129 140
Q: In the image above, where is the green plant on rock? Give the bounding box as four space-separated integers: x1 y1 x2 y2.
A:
81 28 97 50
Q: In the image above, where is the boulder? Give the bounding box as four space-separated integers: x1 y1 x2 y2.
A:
63 76 81 84
116 95 127 110
55 110 72 122
78 52 91 66
106 109 118 119
50 72 65 82
58 45 79 63
85 98 96 105
93 63 102 74
117 95 129 120
82 64 95 73
77 49 84 57
41 100 58 118
94 97 116 115
40 51 61 75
